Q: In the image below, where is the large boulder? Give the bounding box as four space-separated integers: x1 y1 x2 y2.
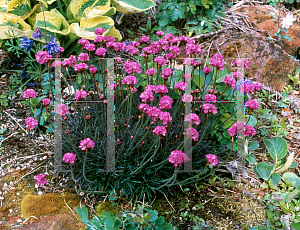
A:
235 5 300 56
205 30 299 91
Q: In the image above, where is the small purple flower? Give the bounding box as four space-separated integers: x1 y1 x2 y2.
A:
43 35 60 55
32 28 43 40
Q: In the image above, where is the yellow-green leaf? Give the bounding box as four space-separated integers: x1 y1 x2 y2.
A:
35 9 70 35
84 6 116 18
7 0 31 17
69 0 110 21
0 0 7 13
105 25 121 41
21 4 41 20
37 0 56 7
112 0 155 14
70 15 113 40
0 12 32 39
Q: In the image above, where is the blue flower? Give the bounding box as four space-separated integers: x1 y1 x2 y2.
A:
19 36 34 52
234 80 253 92
32 28 43 40
43 35 60 55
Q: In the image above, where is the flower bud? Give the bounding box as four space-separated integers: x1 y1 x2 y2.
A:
132 116 134 119
115 125 118 128
63 95 66 99
142 142 145 145
146 127 148 130
194 89 200 95
105 69 108 74
199 105 203 109
82 85 86 90
195 108 199 115
131 136 134 139
175 135 178 139
137 163 140 166
88 91 94 96
65 130 71 134
181 113 184 117
138 115 141 119
151 121 154 125
166 125 170 129
99 95 104 100
124 124 127 127
178 125 182 128
64 116 68 120
86 115 91 120
208 89 214 94
214 90 219 95
49 94 52 98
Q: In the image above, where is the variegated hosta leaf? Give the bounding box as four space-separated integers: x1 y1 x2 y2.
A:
0 12 32 39
21 4 41 20
37 0 56 7
70 15 114 40
84 6 116 18
7 0 31 16
35 9 70 35
112 0 155 14
0 0 7 13
69 0 110 21
105 25 121 41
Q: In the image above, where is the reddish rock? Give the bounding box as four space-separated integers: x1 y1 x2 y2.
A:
236 5 300 56
206 30 299 91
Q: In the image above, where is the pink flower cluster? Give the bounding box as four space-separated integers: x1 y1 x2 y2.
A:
140 90 154 103
242 82 263 93
78 53 89 62
203 67 212 74
202 104 218 115
140 36 150 43
145 68 157 76
23 89 37 99
62 152 76 164
153 126 167 136
161 68 173 79
126 45 138 55
154 56 167 66
205 154 218 166
186 43 202 55
75 90 87 100
227 122 256 137
89 65 97 74
169 46 181 55
233 71 243 80
245 99 259 110
184 113 200 125
183 127 199 141
154 85 168 94
79 138 95 151
78 38 90 46
209 54 224 70
55 104 69 116
95 47 107 57
222 75 236 89
95 27 105 35
204 94 217 102
74 63 88 72
36 51 52 64
42 98 50 106
84 43 96 52
159 96 173 110
182 94 193 103
234 58 249 69
123 60 142 74
35 174 48 186
113 42 126 52
121 75 138 86
61 55 76 68
25 117 38 130
174 81 186 91
168 150 190 167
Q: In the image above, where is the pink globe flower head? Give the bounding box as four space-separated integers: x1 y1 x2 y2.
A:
194 61 201 68
166 53 175 60
68 55 77 67
84 43 96 52
161 68 173 79
168 150 190 167
94 35 106 43
205 154 218 166
242 83 255 93
126 45 138 55
145 85 156 92
159 96 173 110
245 125 256 137
61 59 70 68
233 71 244 80
186 43 202 55
145 68 157 76
156 31 164 37
139 103 150 113
140 36 150 43
79 138 95 151
116 57 122 64
146 106 162 121
154 85 168 94
203 67 212 75
95 47 107 57
182 94 193 103
202 104 218 115
154 56 168 66
209 54 225 70
222 75 236 89
227 122 256 138
140 90 155 103
62 152 76 164
234 58 249 69
153 126 167 136
75 90 87 100
131 41 140 47
158 39 169 51
174 81 186 91
121 75 138 86
123 60 142 74
36 51 52 64
78 53 90 62
42 98 51 106
55 104 69 116
184 113 200 125
113 42 126 52
252 82 262 91
186 37 196 44
35 174 48 186
25 117 38 130
163 33 174 41
245 99 260 110
204 94 217 103
78 38 90 46
105 36 115 43
169 46 181 55
74 63 88 73
95 27 105 35
183 127 199 141
159 111 172 125
51 61 59 67
183 58 194 66
89 65 97 74
23 89 37 99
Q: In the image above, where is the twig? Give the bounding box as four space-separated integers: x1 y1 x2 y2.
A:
21 216 38 224
163 192 175 212
0 131 18 144
60 192 79 220
191 27 231 39
3 111 27 133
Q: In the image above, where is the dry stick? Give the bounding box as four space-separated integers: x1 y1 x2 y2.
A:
4 111 27 133
163 192 175 212
192 27 231 39
21 216 38 225
59 192 79 220
0 131 18 144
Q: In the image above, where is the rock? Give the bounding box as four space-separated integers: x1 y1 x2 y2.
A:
206 30 299 91
235 5 300 56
